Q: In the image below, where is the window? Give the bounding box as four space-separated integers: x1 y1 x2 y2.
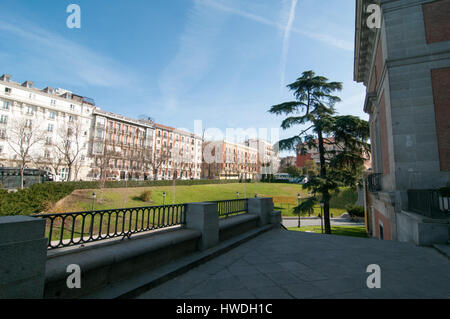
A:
50 99 56 106
45 137 52 145
0 129 6 139
2 101 9 110
26 105 34 115
69 115 74 122
29 93 36 99
25 119 32 128
49 111 56 119
0 145 3 153
48 124 54 132
0 115 8 124
5 87 11 94
70 104 75 111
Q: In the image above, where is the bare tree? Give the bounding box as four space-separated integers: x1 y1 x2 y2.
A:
147 144 170 181
54 120 85 182
6 118 45 188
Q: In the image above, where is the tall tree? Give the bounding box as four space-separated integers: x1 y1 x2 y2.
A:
269 71 370 234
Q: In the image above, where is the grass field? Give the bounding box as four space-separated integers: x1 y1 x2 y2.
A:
288 225 368 238
49 183 357 218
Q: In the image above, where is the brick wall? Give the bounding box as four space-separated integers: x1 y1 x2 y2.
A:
431 67 450 171
422 0 450 44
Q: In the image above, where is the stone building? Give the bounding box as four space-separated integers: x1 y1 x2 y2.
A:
354 0 449 244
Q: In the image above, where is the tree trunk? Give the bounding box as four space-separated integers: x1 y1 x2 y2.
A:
20 166 25 189
67 164 72 182
317 130 332 234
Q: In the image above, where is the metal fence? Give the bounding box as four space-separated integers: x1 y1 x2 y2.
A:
35 204 186 250
408 189 449 219
216 199 249 218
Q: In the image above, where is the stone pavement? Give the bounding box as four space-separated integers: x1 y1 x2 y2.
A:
137 229 450 299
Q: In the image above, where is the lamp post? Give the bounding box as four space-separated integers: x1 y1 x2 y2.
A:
92 192 96 211
297 193 302 228
162 192 166 206
90 192 96 237
320 201 324 234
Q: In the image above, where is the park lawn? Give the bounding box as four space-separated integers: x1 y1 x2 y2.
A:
288 225 368 238
51 183 311 213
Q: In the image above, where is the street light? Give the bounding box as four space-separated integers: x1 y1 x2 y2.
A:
162 192 166 206
319 201 324 234
90 192 96 237
297 193 302 228
92 192 96 211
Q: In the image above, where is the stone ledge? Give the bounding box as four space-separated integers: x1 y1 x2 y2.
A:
219 213 258 231
45 228 201 283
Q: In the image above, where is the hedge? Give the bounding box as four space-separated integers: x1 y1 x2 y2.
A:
0 179 243 216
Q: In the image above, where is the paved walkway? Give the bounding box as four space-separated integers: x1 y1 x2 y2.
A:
137 229 450 299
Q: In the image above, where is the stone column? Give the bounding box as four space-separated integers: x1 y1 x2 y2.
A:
248 197 274 226
0 216 48 299
185 203 219 250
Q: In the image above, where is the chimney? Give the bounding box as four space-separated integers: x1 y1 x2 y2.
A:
22 81 34 88
0 74 11 82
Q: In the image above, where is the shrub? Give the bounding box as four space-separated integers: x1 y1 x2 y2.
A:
346 205 365 218
139 190 152 202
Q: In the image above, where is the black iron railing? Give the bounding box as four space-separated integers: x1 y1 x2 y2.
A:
216 199 249 218
408 190 449 219
35 204 186 250
367 173 382 192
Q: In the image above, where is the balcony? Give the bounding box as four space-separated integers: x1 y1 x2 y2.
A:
408 189 450 219
367 173 382 192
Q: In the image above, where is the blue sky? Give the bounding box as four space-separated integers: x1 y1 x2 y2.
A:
0 0 367 154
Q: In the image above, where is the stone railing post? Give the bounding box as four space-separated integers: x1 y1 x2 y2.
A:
0 216 47 299
185 203 219 250
248 197 274 226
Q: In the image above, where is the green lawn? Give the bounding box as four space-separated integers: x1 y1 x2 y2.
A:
51 183 357 217
288 225 368 238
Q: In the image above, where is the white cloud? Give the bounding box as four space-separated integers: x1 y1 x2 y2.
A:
158 0 229 111
280 0 299 89
0 18 136 88
199 0 353 51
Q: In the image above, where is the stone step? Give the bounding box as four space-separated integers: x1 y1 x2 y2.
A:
433 244 450 260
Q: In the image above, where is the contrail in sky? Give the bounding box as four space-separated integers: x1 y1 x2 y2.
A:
280 0 299 90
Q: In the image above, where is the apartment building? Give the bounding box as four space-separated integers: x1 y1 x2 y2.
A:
0 73 204 183
245 139 280 174
152 123 203 180
0 74 94 181
202 140 259 180
90 110 155 181
355 0 450 244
